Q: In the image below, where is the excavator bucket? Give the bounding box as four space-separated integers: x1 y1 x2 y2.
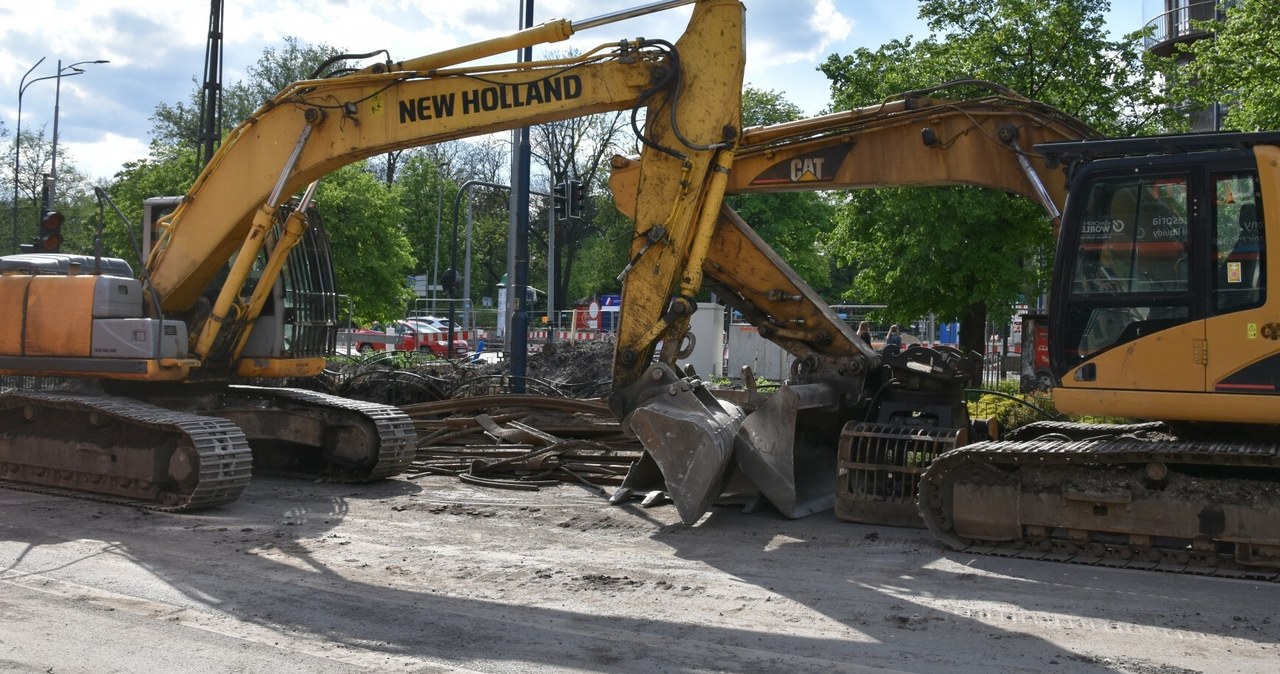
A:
619 367 848 523
621 365 745 525
733 382 843 518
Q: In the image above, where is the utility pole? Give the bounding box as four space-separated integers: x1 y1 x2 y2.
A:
508 0 535 392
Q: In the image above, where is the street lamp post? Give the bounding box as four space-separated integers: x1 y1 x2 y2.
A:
12 57 46 254
430 160 449 313
48 58 109 210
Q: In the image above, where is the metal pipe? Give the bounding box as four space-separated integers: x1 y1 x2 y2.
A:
573 0 695 31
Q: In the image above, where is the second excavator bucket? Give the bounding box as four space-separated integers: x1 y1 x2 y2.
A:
621 364 745 525
733 382 843 518
619 366 850 524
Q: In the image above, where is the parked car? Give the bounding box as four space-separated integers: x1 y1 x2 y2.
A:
409 315 463 333
351 327 394 353
394 320 469 358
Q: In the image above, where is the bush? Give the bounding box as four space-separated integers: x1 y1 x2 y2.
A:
968 383 1059 431
967 379 1134 432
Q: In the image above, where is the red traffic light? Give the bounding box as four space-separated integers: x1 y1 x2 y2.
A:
36 210 65 253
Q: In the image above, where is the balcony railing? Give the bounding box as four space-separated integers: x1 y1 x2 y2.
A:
1142 1 1228 52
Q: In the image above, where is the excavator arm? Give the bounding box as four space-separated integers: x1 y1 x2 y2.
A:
144 0 744 377
607 81 1099 523
611 80 1098 375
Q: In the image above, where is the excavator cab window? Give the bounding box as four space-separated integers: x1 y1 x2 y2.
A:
1212 172 1265 314
1059 173 1194 365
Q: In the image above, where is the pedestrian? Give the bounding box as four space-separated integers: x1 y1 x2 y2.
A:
885 324 903 349
857 321 872 346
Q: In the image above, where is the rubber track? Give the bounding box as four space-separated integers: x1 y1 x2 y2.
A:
919 432 1280 581
227 385 416 481
0 391 252 511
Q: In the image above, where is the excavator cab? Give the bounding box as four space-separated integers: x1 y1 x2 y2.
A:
1046 132 1277 418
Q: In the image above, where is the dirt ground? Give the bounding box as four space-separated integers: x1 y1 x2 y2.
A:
2 473 1278 674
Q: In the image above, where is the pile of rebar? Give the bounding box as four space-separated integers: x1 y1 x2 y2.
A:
400 394 642 491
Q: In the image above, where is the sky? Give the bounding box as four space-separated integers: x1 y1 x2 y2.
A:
0 1 1146 182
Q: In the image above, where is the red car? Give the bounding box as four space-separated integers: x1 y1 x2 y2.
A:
351 327 396 354
394 320 470 358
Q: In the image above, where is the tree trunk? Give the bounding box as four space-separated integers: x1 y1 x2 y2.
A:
958 302 988 356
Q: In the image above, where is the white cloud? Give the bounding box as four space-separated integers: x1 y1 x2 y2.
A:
812 0 855 45
63 132 150 182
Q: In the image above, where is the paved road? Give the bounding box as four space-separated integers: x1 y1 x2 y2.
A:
2 476 1278 673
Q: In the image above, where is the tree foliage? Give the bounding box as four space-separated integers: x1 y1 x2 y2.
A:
726 86 836 294
816 0 1170 350
316 163 415 324
3 124 97 256
832 187 1051 326
151 38 350 151
1164 0 1280 131
101 143 200 262
529 52 633 312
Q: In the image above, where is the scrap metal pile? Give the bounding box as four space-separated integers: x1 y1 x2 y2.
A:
399 394 643 492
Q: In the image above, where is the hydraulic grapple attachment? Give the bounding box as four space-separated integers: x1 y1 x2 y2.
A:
617 365 850 523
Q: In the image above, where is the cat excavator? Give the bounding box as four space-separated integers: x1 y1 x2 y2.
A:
0 0 745 509
608 80 1280 578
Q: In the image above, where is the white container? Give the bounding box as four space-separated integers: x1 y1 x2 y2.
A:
91 276 144 318
91 318 187 359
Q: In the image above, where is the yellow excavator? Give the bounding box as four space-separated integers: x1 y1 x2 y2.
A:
609 80 1280 577
0 0 746 509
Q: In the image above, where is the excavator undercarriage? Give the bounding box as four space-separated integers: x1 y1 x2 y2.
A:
0 383 415 509
920 421 1280 579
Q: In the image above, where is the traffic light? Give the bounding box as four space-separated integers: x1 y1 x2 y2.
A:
441 268 460 293
568 179 586 219
552 181 569 221
35 210 65 253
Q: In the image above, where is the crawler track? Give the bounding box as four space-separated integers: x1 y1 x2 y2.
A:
919 424 1280 580
200 385 417 482
0 391 252 510
0 385 415 510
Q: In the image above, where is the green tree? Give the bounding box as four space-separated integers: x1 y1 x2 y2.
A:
1164 0 1280 131
3 124 97 255
724 86 836 294
832 187 1051 329
316 163 415 323
816 0 1169 351
103 143 200 261
151 38 349 153
395 151 456 284
529 58 632 315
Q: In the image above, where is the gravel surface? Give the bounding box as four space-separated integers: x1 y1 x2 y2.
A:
2 475 1278 673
